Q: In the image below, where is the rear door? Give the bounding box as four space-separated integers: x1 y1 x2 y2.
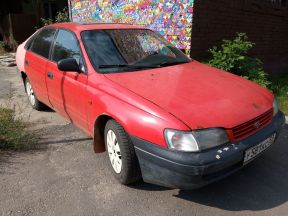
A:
25 28 57 105
46 29 89 132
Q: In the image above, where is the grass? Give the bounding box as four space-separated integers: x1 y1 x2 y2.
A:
0 106 39 150
269 75 288 115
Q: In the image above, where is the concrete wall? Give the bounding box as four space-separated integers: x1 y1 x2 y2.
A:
191 0 288 74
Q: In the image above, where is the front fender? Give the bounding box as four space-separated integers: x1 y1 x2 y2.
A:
87 74 190 148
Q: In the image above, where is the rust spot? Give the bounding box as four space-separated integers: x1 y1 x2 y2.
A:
196 125 205 129
252 102 260 109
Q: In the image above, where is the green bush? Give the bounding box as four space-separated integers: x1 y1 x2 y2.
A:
0 107 38 150
270 75 288 115
0 41 5 49
0 41 10 54
40 7 69 27
0 42 5 54
0 35 18 52
207 33 270 88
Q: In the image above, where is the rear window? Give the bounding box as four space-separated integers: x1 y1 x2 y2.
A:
30 28 56 59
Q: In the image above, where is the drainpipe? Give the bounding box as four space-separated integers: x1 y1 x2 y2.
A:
68 0 72 22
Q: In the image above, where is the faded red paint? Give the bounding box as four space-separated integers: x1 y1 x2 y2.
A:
105 60 273 130
17 23 274 149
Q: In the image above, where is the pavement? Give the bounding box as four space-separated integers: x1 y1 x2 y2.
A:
0 65 288 216
0 54 16 67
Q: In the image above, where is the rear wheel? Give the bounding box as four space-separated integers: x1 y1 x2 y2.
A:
25 78 46 111
104 119 142 185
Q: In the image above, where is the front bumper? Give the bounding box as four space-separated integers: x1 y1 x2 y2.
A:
131 112 285 189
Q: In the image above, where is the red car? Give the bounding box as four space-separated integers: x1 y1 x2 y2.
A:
16 23 285 189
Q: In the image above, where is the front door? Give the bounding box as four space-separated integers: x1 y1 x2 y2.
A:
46 29 89 133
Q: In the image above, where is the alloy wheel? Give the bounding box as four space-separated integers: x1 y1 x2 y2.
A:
26 82 36 106
106 129 122 174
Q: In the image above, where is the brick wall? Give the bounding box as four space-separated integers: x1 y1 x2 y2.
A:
191 0 288 74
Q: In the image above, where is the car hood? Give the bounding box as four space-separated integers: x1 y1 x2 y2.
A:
104 61 273 129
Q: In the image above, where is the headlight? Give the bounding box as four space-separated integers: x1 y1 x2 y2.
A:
164 128 229 152
273 98 279 116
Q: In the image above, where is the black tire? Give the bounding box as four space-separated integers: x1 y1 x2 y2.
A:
104 119 142 185
24 78 46 111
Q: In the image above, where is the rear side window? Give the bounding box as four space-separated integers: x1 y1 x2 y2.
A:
24 33 38 50
52 29 82 64
30 28 56 59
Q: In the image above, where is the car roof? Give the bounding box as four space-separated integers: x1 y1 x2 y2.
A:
49 22 145 32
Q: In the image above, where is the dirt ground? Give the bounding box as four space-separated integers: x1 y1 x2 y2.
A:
0 66 288 216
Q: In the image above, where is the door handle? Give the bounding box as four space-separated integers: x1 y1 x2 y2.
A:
47 72 54 80
25 59 29 66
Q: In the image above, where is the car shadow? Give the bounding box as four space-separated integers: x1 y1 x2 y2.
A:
130 181 172 192
174 123 288 211
0 123 92 174
40 107 55 113
37 137 92 146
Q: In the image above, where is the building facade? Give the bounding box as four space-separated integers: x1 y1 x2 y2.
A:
69 0 194 53
67 0 288 73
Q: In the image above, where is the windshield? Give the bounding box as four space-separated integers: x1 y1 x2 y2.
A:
81 29 191 73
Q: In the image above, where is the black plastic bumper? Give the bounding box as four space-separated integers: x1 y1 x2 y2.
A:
131 112 286 189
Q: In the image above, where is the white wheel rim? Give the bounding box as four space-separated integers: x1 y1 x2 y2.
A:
26 82 36 106
107 130 122 174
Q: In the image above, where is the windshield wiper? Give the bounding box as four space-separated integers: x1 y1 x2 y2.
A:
98 61 190 70
98 64 157 69
152 61 190 67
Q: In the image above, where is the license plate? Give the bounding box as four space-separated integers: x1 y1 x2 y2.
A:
243 133 276 164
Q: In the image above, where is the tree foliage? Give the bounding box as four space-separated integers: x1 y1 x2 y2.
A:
40 7 69 27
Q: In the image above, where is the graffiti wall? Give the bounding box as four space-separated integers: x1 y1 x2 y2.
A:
69 0 194 52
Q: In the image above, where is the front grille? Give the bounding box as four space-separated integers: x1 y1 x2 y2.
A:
227 109 273 142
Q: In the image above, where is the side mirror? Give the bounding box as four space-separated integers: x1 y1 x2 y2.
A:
57 58 80 72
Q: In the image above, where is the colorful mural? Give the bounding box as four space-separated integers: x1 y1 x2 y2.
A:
69 0 194 52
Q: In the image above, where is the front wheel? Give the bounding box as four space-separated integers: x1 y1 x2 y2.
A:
104 119 142 185
25 78 46 111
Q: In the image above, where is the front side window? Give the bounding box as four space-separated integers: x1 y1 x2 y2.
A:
81 29 191 73
30 28 56 59
52 29 82 66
